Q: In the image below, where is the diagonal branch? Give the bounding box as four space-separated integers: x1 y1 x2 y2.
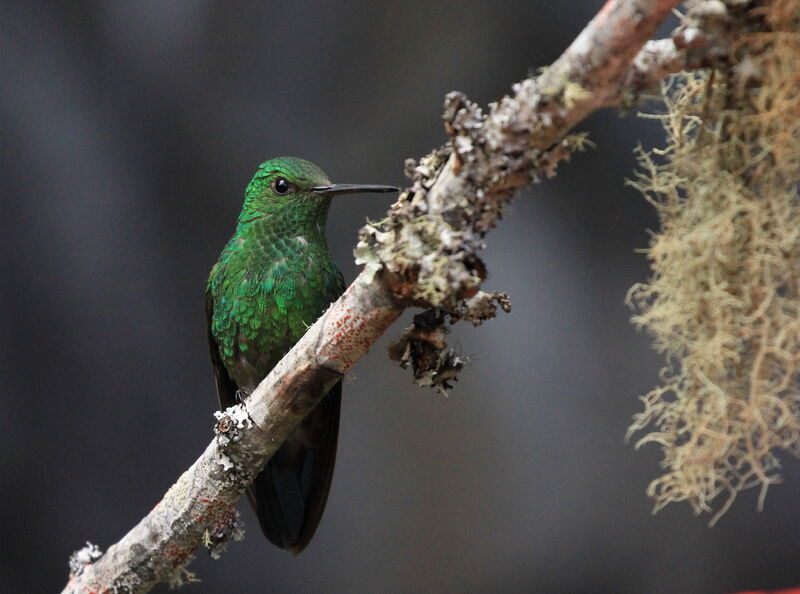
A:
63 1 731 591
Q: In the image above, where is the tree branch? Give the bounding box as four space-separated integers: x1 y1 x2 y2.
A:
64 1 729 591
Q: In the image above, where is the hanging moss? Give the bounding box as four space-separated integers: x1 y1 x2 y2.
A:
627 0 800 523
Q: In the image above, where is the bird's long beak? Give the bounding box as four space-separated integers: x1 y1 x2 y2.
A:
312 183 399 197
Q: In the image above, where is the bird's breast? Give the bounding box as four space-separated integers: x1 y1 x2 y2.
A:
209 236 344 390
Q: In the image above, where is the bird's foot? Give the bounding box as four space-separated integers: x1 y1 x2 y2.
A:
234 387 251 405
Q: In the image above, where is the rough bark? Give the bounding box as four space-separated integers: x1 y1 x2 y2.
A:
64 1 730 591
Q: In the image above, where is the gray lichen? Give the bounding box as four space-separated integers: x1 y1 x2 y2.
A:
68 541 103 579
202 508 245 560
388 309 467 392
213 405 255 487
164 560 200 590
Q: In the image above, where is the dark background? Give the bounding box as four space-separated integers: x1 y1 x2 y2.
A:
2 1 798 593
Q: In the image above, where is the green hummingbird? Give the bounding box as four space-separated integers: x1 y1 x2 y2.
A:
206 156 397 554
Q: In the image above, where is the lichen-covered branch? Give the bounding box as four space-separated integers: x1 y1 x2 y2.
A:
356 0 712 383
64 1 731 591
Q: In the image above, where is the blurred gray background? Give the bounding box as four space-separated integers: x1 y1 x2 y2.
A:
2 1 799 593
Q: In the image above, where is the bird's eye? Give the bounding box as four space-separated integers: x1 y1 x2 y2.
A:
273 177 291 195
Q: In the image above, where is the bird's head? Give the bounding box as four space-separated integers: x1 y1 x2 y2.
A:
237 156 397 232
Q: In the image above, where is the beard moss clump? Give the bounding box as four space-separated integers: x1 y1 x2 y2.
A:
627 0 800 523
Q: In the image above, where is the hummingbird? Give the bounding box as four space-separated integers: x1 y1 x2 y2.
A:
206 157 397 554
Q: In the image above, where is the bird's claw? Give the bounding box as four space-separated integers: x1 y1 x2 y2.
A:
234 388 251 405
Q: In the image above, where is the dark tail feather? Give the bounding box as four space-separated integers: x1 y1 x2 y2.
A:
247 381 341 554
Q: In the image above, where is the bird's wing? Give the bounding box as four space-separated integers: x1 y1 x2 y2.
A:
205 286 238 410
